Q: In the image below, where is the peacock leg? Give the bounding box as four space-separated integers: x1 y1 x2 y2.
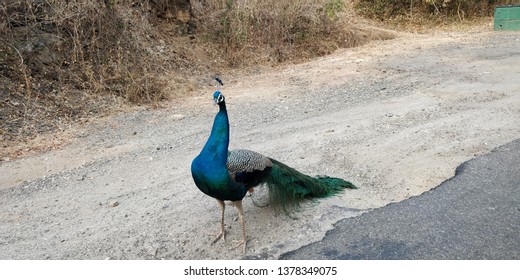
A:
232 200 247 253
211 199 226 244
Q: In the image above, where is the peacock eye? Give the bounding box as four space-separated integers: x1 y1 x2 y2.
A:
218 94 225 103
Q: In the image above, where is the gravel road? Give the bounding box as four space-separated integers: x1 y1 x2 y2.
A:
1 29 519 259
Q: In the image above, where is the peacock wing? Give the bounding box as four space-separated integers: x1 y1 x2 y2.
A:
227 149 273 187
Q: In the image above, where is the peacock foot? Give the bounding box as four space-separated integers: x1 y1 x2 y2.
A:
232 239 247 253
210 230 225 244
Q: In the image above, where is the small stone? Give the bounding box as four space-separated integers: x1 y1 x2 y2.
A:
325 129 335 133
385 113 394 117
109 201 119 207
172 114 185 121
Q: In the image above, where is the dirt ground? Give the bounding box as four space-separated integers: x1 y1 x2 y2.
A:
1 28 519 260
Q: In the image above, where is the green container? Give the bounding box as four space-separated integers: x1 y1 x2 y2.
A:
494 5 520 31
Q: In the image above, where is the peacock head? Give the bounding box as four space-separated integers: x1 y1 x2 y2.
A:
213 91 225 105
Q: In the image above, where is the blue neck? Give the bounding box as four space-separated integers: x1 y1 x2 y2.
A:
200 102 229 167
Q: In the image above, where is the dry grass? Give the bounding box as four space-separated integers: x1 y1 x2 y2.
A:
191 0 358 66
354 0 517 24
2 0 171 100
1 0 173 157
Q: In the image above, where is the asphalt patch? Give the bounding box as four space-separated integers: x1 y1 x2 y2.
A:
281 139 520 259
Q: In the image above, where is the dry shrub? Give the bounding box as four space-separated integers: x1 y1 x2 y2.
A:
355 0 517 22
1 0 169 145
191 0 353 66
3 0 167 102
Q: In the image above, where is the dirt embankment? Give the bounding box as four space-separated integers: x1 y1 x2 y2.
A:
1 27 519 259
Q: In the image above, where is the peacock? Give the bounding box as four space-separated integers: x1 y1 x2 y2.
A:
191 89 357 253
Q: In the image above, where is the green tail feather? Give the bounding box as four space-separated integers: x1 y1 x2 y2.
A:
265 158 357 214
